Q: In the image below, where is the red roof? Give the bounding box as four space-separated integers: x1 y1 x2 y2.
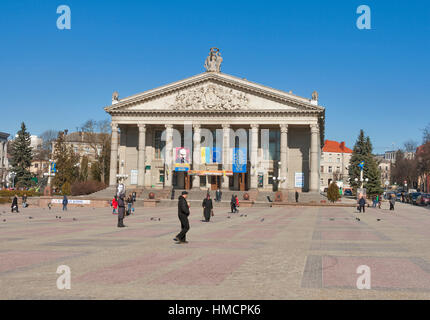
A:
322 140 352 153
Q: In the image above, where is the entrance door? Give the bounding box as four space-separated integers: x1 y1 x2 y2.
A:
239 173 246 191
184 173 190 190
210 176 220 190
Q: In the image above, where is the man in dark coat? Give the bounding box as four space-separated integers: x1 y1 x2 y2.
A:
202 193 213 222
230 195 236 213
117 193 126 227
295 191 299 203
11 194 19 213
358 196 366 213
174 191 190 243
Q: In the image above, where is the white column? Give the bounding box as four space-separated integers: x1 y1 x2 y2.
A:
280 124 288 190
222 124 230 189
165 124 173 187
109 123 119 186
250 124 259 189
137 124 146 187
192 124 201 189
310 124 320 192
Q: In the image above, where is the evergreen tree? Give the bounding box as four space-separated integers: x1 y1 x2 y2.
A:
90 161 102 182
52 131 79 189
327 182 341 202
348 130 367 190
10 122 33 188
348 130 383 195
79 156 89 181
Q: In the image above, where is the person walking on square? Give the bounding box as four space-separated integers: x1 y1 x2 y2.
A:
230 195 236 213
117 192 126 227
112 196 118 214
202 193 213 222
235 195 240 213
126 194 133 216
215 188 222 202
22 193 28 208
11 194 19 213
174 191 190 243
389 194 396 211
62 195 68 211
295 190 299 203
358 195 366 213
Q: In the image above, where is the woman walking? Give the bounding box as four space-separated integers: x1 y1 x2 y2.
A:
202 193 213 222
389 194 396 211
11 194 19 213
235 195 240 213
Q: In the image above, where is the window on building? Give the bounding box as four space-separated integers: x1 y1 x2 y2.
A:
159 170 165 183
269 130 280 161
336 167 340 173
34 163 38 168
328 166 332 173
336 158 340 163
320 166 324 173
154 130 166 159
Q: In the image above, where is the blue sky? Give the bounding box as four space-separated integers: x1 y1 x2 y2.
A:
0 0 429 153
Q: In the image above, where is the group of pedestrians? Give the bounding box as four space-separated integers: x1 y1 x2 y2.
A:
230 195 239 213
357 193 396 213
111 191 137 227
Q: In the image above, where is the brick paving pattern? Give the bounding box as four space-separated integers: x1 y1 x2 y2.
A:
1 202 430 299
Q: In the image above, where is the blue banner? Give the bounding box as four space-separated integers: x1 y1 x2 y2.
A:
233 148 247 173
212 147 221 163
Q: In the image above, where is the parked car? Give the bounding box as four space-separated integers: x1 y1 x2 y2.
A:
409 192 422 205
417 193 430 206
344 189 353 196
384 191 396 200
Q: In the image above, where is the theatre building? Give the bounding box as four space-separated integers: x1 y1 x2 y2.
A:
105 49 325 192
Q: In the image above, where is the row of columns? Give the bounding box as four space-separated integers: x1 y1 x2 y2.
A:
109 123 320 192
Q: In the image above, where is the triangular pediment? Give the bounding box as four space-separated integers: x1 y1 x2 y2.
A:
105 72 324 114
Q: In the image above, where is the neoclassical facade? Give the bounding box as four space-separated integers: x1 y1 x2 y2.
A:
105 49 325 192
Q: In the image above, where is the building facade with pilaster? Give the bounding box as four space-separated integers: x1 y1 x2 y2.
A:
105 49 325 192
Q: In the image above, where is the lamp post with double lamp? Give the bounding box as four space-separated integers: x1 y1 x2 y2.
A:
116 160 128 185
10 171 16 189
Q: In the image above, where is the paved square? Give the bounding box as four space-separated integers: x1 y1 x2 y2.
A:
2 202 430 299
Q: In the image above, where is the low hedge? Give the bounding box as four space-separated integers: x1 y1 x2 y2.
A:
0 190 42 197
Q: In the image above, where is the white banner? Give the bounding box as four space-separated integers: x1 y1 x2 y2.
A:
295 172 304 188
51 199 91 205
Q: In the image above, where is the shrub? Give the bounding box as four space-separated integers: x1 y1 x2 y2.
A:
0 190 41 197
61 182 71 195
327 182 341 203
71 180 107 196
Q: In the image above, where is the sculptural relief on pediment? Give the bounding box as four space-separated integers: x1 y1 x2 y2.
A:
171 84 249 111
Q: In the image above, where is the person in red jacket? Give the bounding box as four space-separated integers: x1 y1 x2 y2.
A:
112 196 118 214
235 195 240 213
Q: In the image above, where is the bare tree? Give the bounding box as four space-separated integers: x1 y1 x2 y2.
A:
423 123 430 145
34 129 60 160
79 119 111 184
403 140 418 153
